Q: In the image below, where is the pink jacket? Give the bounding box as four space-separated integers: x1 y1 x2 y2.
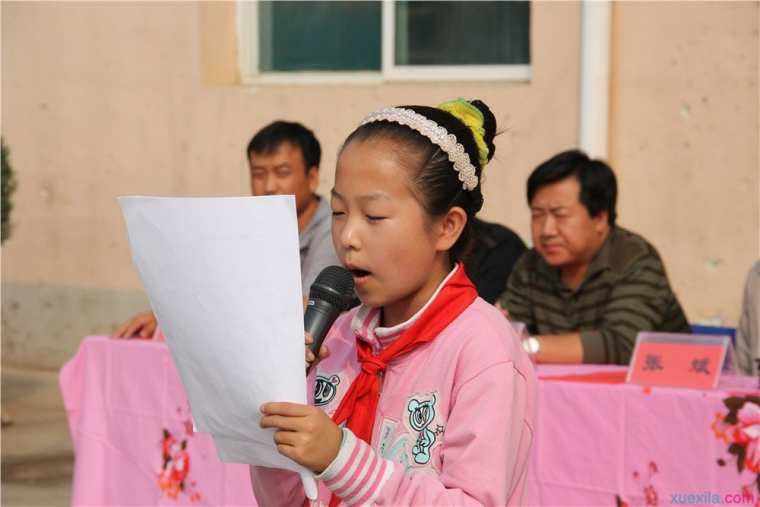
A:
251 269 537 506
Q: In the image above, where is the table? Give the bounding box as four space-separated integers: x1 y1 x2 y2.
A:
61 337 253 506
532 366 758 506
61 336 759 506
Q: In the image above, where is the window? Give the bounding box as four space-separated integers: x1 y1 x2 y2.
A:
238 0 530 83
257 1 382 72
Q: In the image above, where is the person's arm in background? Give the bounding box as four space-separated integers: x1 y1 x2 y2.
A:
736 260 760 376
531 334 583 363
498 255 584 364
537 254 689 365
497 254 535 329
112 311 157 339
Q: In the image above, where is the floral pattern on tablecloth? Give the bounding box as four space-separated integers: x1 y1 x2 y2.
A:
711 394 760 502
158 404 202 502
616 461 660 506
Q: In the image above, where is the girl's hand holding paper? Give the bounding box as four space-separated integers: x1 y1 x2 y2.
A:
260 402 342 473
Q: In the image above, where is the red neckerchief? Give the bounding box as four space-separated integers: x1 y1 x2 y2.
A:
325 263 477 507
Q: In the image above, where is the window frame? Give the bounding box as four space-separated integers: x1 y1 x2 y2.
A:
237 0 531 84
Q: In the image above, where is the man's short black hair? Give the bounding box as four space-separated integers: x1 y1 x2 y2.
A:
527 149 618 226
246 121 321 171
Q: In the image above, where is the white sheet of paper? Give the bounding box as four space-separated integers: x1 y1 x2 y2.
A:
119 195 317 497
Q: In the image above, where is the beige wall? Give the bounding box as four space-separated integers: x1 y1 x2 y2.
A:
1 1 756 368
608 1 759 326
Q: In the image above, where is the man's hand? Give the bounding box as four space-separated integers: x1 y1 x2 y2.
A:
260 402 342 473
304 332 330 370
113 311 158 339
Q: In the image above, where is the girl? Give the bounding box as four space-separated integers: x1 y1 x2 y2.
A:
251 99 536 506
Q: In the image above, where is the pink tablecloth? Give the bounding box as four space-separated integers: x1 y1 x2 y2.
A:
61 336 759 506
60 336 254 506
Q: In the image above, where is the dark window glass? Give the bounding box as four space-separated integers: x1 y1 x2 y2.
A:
259 1 381 71
395 1 530 66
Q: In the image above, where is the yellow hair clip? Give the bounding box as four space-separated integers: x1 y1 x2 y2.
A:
438 98 489 167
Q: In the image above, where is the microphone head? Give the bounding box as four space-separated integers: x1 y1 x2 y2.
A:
309 265 355 311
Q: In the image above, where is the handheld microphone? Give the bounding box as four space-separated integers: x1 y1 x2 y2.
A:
305 266 355 373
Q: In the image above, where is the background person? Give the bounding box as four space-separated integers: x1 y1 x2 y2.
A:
498 149 690 365
736 259 760 376
464 217 526 304
114 121 340 339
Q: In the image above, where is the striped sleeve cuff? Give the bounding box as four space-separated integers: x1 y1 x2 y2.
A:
580 330 607 364
315 428 394 506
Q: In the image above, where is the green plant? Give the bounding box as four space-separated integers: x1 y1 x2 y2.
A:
2 137 18 244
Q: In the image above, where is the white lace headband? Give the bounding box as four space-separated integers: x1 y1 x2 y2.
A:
360 107 479 191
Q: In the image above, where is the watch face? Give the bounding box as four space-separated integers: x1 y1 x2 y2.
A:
522 337 539 355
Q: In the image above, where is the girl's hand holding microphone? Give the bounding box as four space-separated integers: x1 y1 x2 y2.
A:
304 332 329 370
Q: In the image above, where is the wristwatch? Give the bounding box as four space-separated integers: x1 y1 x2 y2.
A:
523 336 540 355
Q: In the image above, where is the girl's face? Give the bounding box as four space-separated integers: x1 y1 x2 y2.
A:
331 137 452 327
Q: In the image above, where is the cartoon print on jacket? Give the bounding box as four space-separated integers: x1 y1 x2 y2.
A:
407 394 443 465
314 374 340 406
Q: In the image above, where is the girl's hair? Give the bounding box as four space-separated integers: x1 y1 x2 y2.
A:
342 99 497 262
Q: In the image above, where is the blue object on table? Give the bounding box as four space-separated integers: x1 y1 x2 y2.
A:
691 325 736 346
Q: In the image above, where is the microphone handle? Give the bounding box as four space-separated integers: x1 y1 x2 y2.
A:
305 298 341 374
